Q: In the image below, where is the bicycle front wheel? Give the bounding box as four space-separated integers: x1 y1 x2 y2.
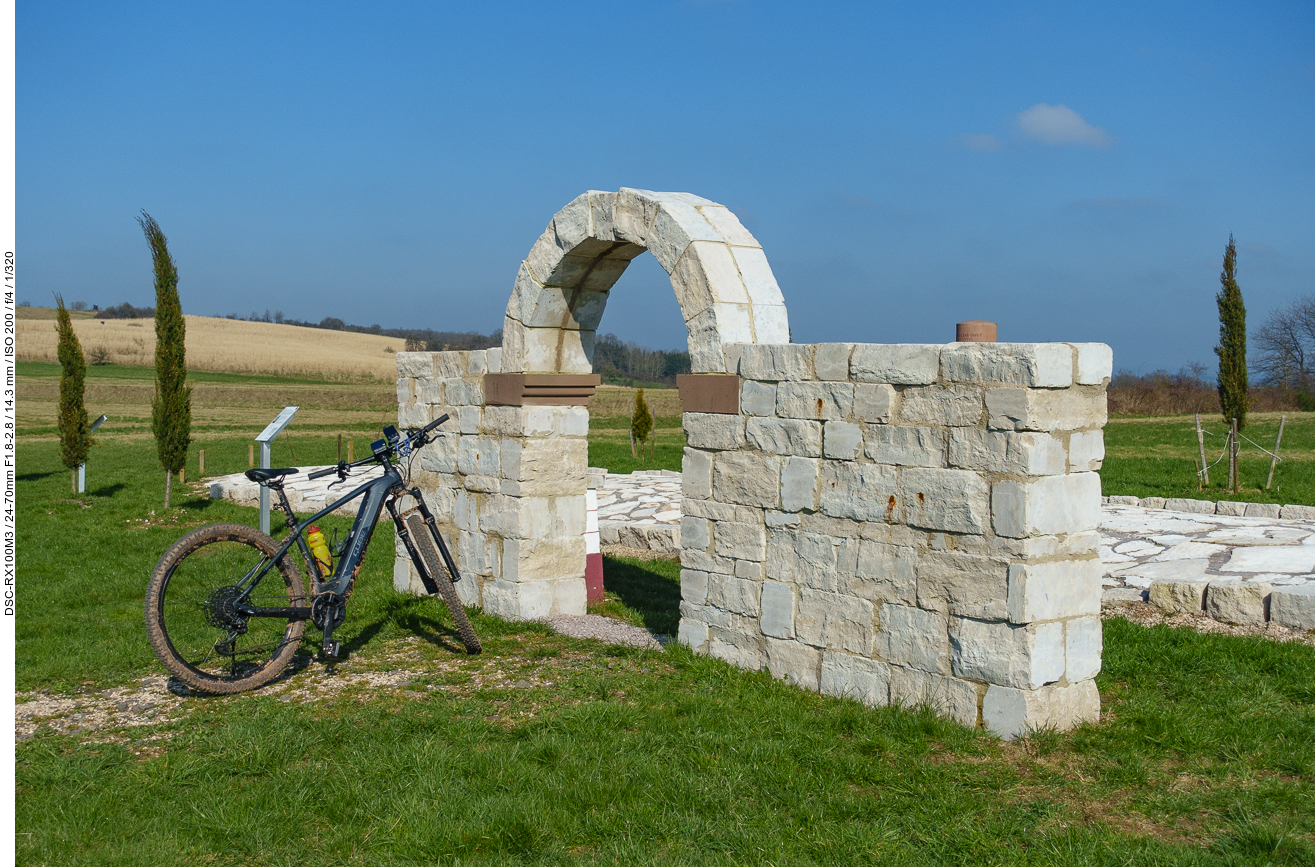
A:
145 523 308 694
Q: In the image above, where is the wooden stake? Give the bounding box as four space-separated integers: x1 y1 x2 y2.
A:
180 468 185 484
1196 414 1209 486
348 441 354 463
1266 415 1286 490
1229 418 1239 493
1194 456 1202 491
198 449 205 475
337 433 343 462
248 443 254 468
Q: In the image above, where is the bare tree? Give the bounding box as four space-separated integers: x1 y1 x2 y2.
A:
1253 295 1315 391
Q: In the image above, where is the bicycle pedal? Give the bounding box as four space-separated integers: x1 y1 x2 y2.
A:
322 640 341 659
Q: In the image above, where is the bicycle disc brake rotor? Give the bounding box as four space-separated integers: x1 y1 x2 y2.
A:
311 593 346 631
203 585 250 635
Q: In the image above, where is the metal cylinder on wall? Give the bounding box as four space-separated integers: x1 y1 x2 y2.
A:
956 321 998 342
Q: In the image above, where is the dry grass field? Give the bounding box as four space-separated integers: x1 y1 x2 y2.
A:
17 308 401 381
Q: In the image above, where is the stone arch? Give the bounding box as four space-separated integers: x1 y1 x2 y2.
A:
500 189 791 375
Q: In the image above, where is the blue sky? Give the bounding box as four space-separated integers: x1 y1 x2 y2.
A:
17 1 1315 374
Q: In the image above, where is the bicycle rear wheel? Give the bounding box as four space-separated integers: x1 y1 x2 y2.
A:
145 523 308 694
405 514 482 654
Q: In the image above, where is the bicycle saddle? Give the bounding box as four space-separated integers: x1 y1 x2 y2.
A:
245 467 298 483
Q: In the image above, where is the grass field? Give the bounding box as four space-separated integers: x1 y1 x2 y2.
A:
15 363 1315 863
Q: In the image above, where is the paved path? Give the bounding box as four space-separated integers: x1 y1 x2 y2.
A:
209 468 1315 598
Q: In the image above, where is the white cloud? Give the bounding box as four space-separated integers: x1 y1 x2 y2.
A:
1016 104 1112 147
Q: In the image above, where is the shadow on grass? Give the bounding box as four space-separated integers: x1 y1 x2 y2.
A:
600 556 681 635
89 483 126 498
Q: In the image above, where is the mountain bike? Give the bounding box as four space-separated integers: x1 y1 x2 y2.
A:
144 415 481 695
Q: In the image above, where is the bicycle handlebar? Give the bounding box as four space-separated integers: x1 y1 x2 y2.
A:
303 415 450 481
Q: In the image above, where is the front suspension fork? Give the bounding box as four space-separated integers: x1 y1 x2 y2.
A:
386 488 462 596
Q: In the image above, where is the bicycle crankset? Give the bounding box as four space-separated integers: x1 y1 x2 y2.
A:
310 592 347 632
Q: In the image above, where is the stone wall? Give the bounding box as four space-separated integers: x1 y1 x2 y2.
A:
675 341 1112 739
393 348 589 620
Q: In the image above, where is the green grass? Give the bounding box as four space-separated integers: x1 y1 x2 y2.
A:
1102 413 1315 505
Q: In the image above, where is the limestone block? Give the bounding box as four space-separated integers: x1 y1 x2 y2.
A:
550 193 592 251
431 353 469 379
678 618 710 652
1006 559 1103 624
457 529 495 578
767 529 833 584
776 382 855 420
483 579 546 621
684 412 747 450
715 521 767 561
398 403 431 428
738 343 813 381
948 429 1066 475
889 668 979 727
1065 617 1102 682
552 574 588 616
648 200 722 272
820 652 891 707
417 380 442 405
671 241 743 321
851 344 940 385
684 306 729 374
396 352 436 380
819 462 899 523
683 448 714 499
501 537 586 583
1243 503 1281 519
710 631 767 678
418 434 459 474
1270 585 1315 631
814 343 855 381
796 589 874 655
456 437 499 479
713 451 781 508
855 541 918 606
866 425 947 468
613 188 660 245
707 572 762 616
681 569 709 606
713 302 757 346
747 417 823 457
585 190 616 240
1071 343 1113 385
766 511 800 528
499 440 521 481
752 305 792 346
1206 580 1270 625
918 551 1011 620
681 516 710 552
779 456 819 512
902 468 990 534
983 680 1099 740
485 347 503 374
684 500 761 523
1106 495 1140 506
445 378 483 407
1280 504 1315 520
760 581 796 639
1140 497 1166 509
741 380 777 417
697 205 758 247
1068 430 1105 472
1146 580 1207 615
396 378 413 405
729 246 788 308
824 421 864 460
992 473 1101 538
523 405 589 438
853 383 895 422
986 388 1107 432
900 385 984 427
950 617 1064 690
940 343 1072 387
766 638 822 690
882 604 949 674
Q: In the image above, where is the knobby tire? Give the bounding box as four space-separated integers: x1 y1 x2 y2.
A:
405 514 482 654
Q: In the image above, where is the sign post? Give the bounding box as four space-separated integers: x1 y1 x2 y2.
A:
77 414 109 494
255 406 298 534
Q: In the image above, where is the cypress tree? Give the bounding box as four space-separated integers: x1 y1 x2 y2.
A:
55 295 91 492
139 211 191 508
1215 234 1249 429
631 388 653 461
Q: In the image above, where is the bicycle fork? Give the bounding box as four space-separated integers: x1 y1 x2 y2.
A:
386 487 462 596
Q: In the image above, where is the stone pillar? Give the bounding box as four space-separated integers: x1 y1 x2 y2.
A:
394 349 588 619
677 341 1112 739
